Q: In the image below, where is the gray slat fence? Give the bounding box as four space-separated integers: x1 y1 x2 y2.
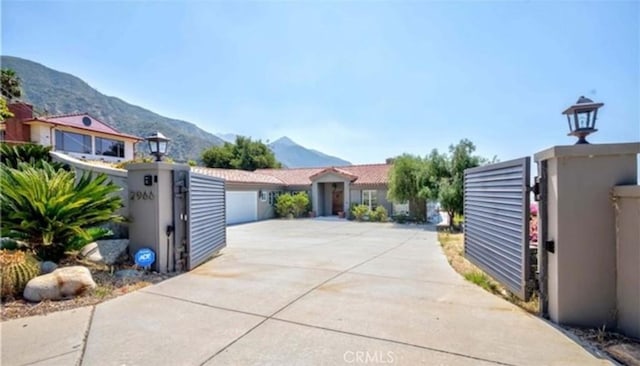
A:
464 157 532 300
187 171 226 270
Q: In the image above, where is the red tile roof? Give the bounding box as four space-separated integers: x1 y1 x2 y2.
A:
191 167 285 186
309 167 359 181
340 164 391 186
254 167 323 186
256 163 391 187
26 113 142 141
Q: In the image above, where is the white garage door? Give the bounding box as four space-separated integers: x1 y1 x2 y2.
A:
226 191 258 225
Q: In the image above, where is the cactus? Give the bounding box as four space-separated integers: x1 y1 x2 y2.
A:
0 250 40 299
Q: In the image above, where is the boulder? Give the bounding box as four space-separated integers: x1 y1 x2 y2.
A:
23 266 96 302
80 239 129 265
40 261 58 274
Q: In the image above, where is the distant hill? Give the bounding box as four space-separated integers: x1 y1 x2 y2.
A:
216 133 239 143
1 56 225 161
268 136 351 168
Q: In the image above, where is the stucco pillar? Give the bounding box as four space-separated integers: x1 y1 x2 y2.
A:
534 143 639 328
344 181 351 217
127 162 190 273
613 185 640 339
311 181 319 216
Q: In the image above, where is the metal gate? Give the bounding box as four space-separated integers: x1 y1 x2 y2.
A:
173 170 226 271
464 157 532 300
187 172 226 269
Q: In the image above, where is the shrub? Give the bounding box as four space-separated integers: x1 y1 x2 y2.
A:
0 162 123 261
114 156 154 169
275 193 295 218
370 206 388 222
393 213 409 224
0 250 40 299
291 192 310 218
352 204 369 222
0 143 67 170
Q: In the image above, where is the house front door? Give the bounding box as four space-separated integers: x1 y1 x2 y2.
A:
332 190 344 215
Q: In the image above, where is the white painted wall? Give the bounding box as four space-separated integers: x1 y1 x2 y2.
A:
30 124 51 146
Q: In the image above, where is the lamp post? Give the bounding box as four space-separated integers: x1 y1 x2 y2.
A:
145 131 171 162
562 96 604 144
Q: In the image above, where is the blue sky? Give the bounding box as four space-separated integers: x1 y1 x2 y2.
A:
2 1 638 164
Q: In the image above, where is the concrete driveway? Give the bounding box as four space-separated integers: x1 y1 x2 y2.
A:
2 220 611 365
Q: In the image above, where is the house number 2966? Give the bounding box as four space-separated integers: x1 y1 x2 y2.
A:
130 191 155 200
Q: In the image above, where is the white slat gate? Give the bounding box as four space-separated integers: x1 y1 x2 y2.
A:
464 157 532 300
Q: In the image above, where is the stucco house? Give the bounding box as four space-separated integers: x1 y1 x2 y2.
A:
194 163 399 225
1 103 141 162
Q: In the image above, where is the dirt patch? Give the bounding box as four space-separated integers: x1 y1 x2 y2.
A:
437 232 539 314
1 257 176 321
565 327 640 365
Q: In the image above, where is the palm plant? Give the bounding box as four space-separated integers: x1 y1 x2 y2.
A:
0 143 67 170
1 69 22 100
0 162 123 260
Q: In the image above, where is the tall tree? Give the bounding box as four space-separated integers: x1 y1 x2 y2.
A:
387 139 487 225
387 154 428 222
0 98 13 121
201 136 281 171
1 69 22 100
441 139 485 222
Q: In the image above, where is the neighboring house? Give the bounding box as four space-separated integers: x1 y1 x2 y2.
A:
1 103 141 162
194 163 396 225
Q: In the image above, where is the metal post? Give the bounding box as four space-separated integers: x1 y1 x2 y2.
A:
538 160 549 317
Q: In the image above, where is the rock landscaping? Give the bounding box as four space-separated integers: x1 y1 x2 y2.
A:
23 266 96 302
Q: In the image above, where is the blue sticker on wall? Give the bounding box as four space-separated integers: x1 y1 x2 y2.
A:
134 248 156 268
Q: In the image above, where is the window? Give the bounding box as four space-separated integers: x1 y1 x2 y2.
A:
362 190 378 210
96 137 125 158
55 130 91 154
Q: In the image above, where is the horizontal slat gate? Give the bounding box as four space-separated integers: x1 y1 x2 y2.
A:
187 172 226 270
464 157 531 300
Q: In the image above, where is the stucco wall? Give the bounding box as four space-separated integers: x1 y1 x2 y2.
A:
349 188 391 214
50 151 129 238
613 185 640 339
29 124 51 145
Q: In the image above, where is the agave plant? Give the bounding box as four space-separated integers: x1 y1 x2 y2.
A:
0 162 123 260
0 143 67 170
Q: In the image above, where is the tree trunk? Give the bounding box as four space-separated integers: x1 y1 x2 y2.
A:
409 198 427 223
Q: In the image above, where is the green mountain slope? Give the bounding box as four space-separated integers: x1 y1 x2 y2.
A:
1 56 224 161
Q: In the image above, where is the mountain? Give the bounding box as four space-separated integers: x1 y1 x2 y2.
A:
1 56 225 161
268 136 351 168
217 133 238 143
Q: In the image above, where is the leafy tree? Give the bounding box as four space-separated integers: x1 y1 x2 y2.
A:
440 139 485 222
0 98 13 121
387 154 427 222
201 136 281 171
1 69 22 100
0 162 123 260
387 139 486 225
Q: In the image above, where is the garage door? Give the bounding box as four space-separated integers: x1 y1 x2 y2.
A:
226 191 258 225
